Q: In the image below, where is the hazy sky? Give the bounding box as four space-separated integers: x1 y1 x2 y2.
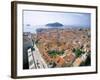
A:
23 10 91 33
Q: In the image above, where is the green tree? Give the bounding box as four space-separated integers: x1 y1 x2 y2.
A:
48 50 64 57
74 48 83 57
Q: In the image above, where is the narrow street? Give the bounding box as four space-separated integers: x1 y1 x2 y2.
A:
32 44 48 69
28 43 48 69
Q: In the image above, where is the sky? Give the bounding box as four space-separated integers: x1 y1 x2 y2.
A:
23 10 91 33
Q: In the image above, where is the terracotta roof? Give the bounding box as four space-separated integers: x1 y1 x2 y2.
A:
72 57 82 66
43 53 52 62
64 53 75 63
54 56 65 67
